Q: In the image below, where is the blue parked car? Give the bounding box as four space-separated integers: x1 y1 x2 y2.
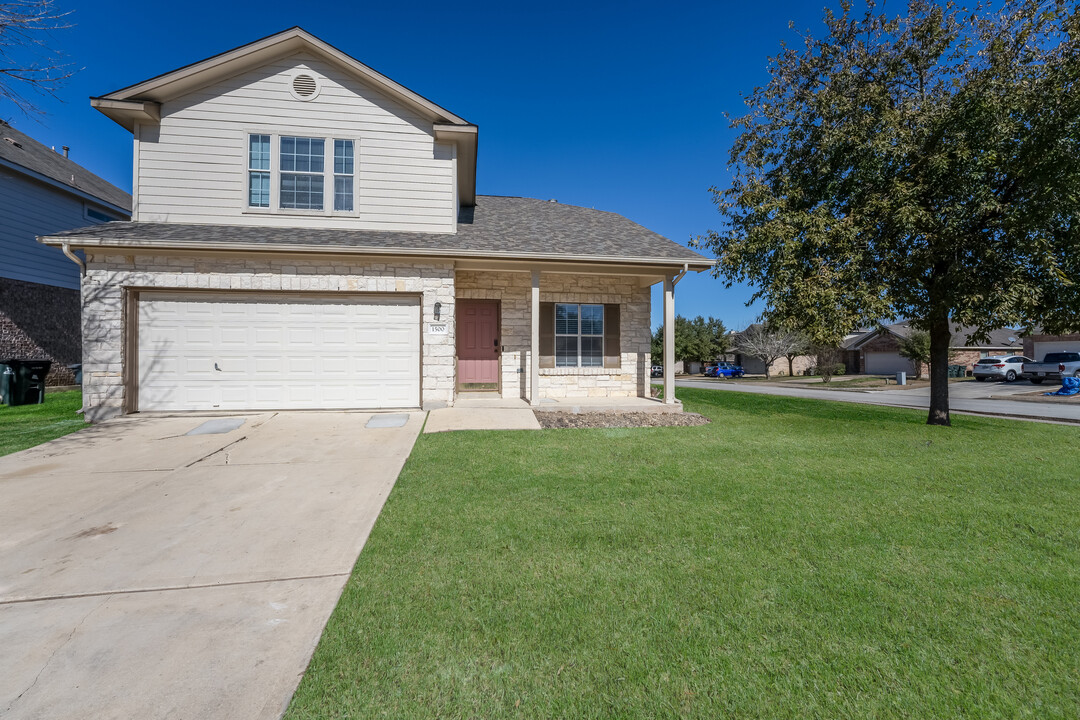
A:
705 361 744 378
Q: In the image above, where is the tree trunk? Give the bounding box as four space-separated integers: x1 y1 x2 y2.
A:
927 314 952 426
788 355 795 377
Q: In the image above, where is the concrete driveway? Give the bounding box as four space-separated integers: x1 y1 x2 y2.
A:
0 410 423 720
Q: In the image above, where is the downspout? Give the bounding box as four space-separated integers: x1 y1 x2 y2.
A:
62 242 86 277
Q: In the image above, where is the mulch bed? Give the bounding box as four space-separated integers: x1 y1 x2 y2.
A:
533 411 711 429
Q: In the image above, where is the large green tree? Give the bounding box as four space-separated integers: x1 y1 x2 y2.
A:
698 0 1080 425
651 315 730 366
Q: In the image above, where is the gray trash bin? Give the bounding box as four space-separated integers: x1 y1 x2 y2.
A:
895 371 907 385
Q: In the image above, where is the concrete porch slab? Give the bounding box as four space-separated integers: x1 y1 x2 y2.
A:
424 407 541 433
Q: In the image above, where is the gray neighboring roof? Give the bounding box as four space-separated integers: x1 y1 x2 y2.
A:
41 195 712 266
0 121 132 212
850 320 1023 349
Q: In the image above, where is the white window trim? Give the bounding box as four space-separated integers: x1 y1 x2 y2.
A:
554 303 604 368
241 130 359 217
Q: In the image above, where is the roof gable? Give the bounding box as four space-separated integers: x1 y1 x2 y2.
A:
93 27 469 125
91 27 477 205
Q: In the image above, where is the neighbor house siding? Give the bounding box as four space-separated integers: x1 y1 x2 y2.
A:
0 168 119 289
80 252 455 421
135 52 456 232
455 271 651 400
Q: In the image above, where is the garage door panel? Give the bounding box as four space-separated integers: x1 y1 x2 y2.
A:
1033 341 1079 359
865 352 914 375
138 293 420 411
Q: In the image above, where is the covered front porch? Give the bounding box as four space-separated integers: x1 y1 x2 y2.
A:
451 259 690 408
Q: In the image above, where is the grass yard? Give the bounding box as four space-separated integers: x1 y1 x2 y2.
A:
0 391 87 457
286 388 1080 719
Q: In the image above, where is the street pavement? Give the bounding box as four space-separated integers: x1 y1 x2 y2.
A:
671 377 1080 423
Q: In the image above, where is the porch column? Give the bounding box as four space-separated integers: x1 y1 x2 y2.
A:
663 273 675 404
530 269 540 406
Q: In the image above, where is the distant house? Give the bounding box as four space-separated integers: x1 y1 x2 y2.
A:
0 121 131 384
1022 332 1080 361
725 324 815 377
845 321 1024 376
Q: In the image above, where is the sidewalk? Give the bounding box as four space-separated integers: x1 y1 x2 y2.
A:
673 379 1080 424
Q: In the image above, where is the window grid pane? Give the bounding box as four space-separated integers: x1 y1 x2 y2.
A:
248 171 270 207
555 304 578 335
580 305 604 335
334 176 353 212
248 135 270 171
334 139 354 174
280 136 324 173
581 337 604 367
280 173 324 210
555 337 578 368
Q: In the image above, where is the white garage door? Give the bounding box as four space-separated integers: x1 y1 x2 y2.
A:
864 351 915 375
137 293 420 411
1032 341 1080 361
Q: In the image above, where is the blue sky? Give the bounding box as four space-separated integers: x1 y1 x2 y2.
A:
5 0 833 330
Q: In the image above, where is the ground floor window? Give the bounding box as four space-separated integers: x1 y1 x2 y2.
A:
555 303 604 367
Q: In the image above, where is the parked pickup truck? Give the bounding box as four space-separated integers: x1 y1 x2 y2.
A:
1022 352 1080 384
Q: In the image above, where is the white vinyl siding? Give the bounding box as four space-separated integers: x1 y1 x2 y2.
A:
137 293 421 411
0 169 125 290
136 52 456 231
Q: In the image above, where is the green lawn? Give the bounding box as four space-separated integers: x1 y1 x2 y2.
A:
0 391 87 457
286 388 1080 719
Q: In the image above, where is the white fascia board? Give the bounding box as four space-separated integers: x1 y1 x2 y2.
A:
38 234 715 269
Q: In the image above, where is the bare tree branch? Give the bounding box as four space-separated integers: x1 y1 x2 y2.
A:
0 0 76 117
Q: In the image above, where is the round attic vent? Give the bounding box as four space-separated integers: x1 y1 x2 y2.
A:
291 74 319 100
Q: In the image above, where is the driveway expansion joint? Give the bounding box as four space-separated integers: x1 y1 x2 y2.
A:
0 572 352 606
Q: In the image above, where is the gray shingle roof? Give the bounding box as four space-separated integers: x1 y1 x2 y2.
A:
0 121 132 212
42 195 712 266
854 320 1023 349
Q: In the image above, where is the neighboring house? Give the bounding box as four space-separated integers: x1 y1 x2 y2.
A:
725 325 815 376
846 321 1024 376
0 121 131 385
1022 332 1080 361
40 28 712 421
728 352 815 377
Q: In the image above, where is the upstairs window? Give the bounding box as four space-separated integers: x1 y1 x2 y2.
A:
280 136 325 210
334 139 354 211
246 134 356 213
248 134 270 207
555 303 604 367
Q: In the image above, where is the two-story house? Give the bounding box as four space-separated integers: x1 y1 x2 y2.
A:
1 122 131 385
41 28 711 420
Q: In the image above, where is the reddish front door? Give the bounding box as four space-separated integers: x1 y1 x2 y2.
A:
457 300 500 389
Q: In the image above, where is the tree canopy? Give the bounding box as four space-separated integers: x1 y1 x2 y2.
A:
698 0 1080 425
652 316 730 366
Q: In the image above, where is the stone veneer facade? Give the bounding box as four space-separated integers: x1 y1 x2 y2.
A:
456 270 651 400
80 255 652 420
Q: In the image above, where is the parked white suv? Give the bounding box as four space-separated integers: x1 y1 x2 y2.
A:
973 355 1031 382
